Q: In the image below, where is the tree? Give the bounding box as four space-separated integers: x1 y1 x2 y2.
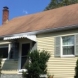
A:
22 50 50 78
74 59 78 78
44 0 59 10
45 0 78 10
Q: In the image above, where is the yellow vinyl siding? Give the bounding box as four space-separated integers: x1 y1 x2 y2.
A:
47 58 76 78
37 30 78 78
1 70 17 74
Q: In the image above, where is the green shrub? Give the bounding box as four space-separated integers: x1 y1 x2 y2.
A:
22 50 50 78
74 59 78 78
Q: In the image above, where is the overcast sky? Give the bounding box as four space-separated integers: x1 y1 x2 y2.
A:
0 0 50 25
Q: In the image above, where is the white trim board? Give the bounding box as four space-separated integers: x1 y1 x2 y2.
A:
18 41 32 72
4 34 36 42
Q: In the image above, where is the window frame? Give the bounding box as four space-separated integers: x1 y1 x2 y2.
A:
0 42 11 60
61 35 75 57
0 45 8 59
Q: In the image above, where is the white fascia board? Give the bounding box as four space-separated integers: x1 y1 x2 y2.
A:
4 34 36 42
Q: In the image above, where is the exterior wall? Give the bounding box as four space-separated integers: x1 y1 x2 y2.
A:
0 38 33 74
0 40 18 74
37 29 78 78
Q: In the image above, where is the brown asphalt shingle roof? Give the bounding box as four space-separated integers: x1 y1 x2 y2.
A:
0 3 78 37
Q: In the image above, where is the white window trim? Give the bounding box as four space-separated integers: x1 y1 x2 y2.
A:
0 42 11 60
61 35 75 57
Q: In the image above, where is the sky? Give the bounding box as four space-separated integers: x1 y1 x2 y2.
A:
0 0 50 25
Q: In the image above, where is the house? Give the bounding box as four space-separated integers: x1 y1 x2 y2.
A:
0 4 78 78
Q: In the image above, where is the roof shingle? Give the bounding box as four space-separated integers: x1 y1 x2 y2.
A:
0 3 78 36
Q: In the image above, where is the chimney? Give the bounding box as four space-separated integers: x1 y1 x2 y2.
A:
2 6 9 24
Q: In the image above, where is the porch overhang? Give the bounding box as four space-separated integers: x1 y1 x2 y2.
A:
3 35 36 42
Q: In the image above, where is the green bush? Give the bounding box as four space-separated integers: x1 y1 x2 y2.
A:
22 50 50 78
74 59 78 78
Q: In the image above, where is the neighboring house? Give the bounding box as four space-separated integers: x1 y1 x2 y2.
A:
0 4 78 78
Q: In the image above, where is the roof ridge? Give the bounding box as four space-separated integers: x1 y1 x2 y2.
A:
9 3 78 20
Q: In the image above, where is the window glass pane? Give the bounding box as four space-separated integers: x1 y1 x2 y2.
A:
62 36 74 45
0 45 8 58
63 46 74 55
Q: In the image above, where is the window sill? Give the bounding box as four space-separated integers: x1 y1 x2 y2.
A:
61 55 75 58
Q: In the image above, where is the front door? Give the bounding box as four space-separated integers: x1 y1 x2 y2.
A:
21 43 30 69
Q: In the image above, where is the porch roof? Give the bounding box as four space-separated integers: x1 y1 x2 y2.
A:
4 34 36 42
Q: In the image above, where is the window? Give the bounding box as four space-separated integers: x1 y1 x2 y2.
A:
62 36 74 55
0 44 8 58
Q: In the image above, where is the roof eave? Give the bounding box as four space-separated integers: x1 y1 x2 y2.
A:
35 24 78 34
0 24 78 38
